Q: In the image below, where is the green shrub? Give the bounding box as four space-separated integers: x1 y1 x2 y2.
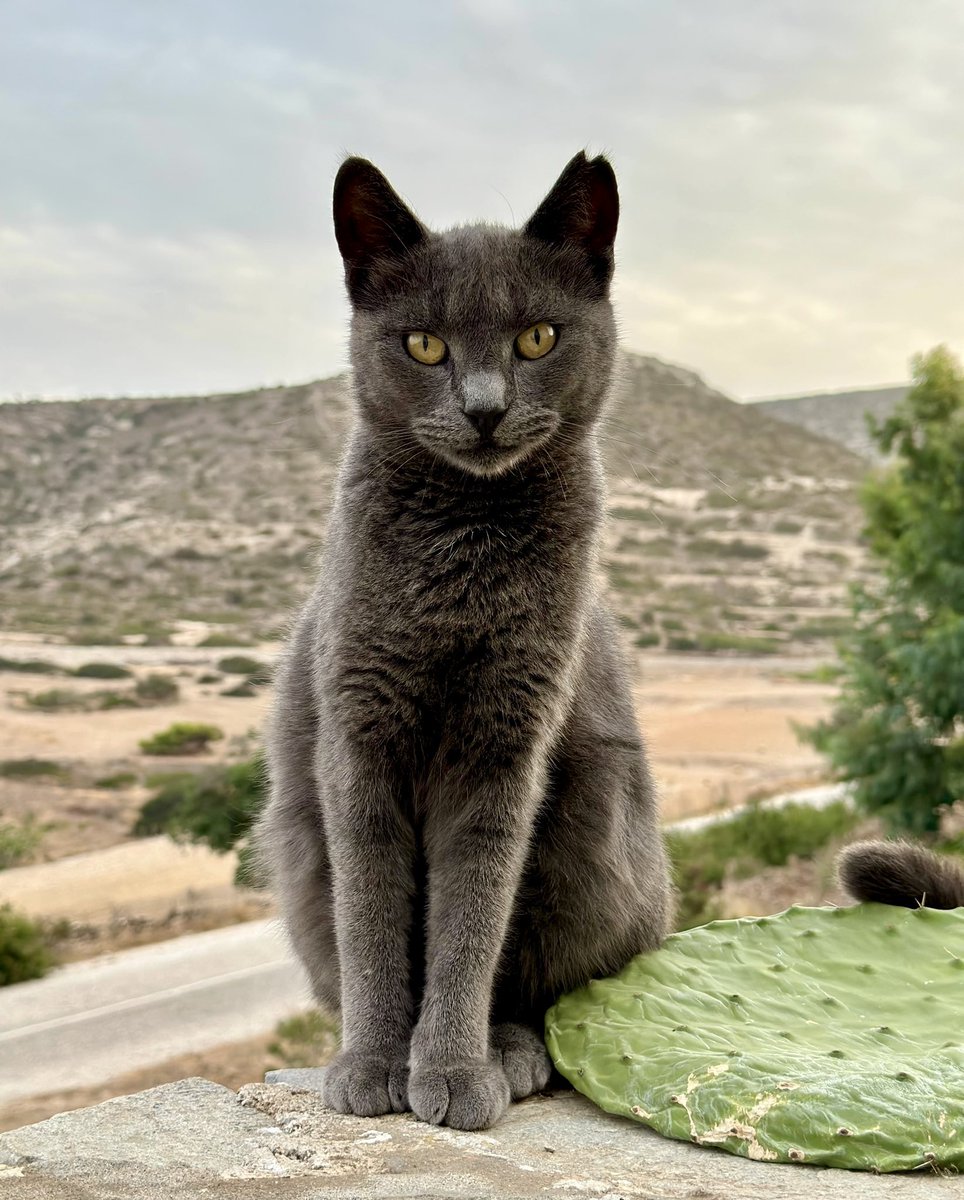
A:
139 722 224 756
694 632 782 654
96 691 138 710
667 801 858 930
197 673 223 684
221 682 257 698
0 816 46 869
0 758 67 782
134 674 180 703
793 663 844 684
25 688 86 712
795 616 853 640
217 655 263 676
0 904 55 985
134 754 265 886
804 549 849 568
268 1009 340 1067
94 771 139 789
689 537 770 560
0 656 60 675
72 662 132 679
633 632 660 649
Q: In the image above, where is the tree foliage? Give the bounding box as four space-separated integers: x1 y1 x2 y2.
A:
804 346 964 834
133 753 266 886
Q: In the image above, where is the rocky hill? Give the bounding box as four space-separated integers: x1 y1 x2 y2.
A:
753 385 908 461
0 353 871 654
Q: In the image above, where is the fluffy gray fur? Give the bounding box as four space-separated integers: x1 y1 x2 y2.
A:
838 839 964 909
256 152 671 1132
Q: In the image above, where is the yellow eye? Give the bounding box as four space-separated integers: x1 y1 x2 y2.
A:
515 322 557 361
405 332 447 365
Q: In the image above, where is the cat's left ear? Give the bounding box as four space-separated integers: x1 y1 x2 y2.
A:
333 157 426 304
524 152 619 286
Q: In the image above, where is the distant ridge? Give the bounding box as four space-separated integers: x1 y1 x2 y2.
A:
0 352 869 653
752 384 909 461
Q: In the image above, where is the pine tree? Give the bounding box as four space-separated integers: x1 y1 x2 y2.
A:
804 346 964 835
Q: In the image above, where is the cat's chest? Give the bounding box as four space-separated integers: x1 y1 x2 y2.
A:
327 464 598 663
364 507 577 625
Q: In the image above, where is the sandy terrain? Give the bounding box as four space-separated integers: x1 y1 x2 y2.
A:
0 671 271 763
635 654 835 820
0 837 239 923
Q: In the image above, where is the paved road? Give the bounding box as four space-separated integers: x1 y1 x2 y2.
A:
0 919 312 1104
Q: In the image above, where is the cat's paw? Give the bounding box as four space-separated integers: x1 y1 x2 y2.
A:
408 1060 511 1130
322 1049 410 1117
490 1022 552 1100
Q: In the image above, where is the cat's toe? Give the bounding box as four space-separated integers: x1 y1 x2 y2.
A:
409 1061 510 1131
322 1049 408 1117
490 1022 552 1100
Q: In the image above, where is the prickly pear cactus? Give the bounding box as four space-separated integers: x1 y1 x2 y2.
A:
546 904 964 1171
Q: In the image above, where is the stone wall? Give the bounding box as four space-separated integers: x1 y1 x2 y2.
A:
0 1076 957 1200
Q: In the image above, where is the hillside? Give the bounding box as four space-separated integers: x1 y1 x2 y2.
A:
0 353 871 654
753 384 908 461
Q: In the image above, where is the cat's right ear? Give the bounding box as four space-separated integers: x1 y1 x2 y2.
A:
333 158 426 305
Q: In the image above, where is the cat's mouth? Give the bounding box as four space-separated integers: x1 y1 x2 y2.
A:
411 412 560 477
454 438 531 475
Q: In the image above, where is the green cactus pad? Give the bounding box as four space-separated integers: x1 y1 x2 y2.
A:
546 904 964 1172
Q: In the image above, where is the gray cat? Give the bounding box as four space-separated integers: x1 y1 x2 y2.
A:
256 152 671 1132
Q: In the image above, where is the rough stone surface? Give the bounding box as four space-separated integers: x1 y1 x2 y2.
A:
0 1077 959 1199
265 1067 328 1090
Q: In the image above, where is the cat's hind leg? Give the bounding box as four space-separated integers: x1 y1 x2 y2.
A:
256 618 341 1014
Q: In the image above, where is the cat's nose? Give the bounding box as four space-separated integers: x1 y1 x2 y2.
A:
461 371 508 439
465 408 506 439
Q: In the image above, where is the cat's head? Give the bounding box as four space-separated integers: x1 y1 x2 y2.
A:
333 152 619 477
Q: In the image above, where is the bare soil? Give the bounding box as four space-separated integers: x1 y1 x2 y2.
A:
635 653 834 820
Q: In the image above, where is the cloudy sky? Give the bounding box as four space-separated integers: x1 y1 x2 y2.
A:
2 1 962 401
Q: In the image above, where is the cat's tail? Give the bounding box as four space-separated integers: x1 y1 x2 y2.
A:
837 840 964 909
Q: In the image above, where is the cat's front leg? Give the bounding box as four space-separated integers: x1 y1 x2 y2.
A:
320 752 416 1117
408 754 545 1130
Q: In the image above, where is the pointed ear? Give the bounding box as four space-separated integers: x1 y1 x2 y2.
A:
333 157 426 303
523 152 619 284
